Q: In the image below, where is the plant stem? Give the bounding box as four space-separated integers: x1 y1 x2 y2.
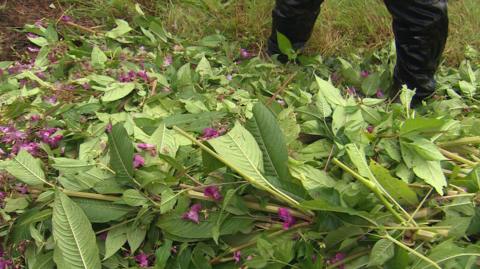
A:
326 249 371 269
62 189 120 202
384 234 440 269
440 148 477 167
437 136 480 147
209 222 311 264
333 158 407 224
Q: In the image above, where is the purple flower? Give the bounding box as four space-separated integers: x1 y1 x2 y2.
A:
226 74 233 81
27 46 40 53
376 89 385 99
137 143 157 156
34 20 45 27
233 251 241 263
201 128 219 140
105 123 113 133
170 246 177 254
331 72 341 84
277 99 286 106
327 252 346 269
0 257 13 269
204 186 222 201
60 15 72 23
82 83 91 90
346 87 357 96
360 70 370 78
133 154 145 169
134 253 150 268
0 127 26 144
182 203 202 224
163 55 173 67
15 184 28 194
44 96 57 104
367 125 374 134
118 71 135 83
137 70 149 82
0 192 6 202
37 128 62 148
12 142 40 156
278 207 295 230
240 48 253 59
98 232 107 241
35 71 46 80
26 33 38 39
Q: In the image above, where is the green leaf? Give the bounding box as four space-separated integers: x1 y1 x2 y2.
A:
412 159 447 195
105 19 132 39
315 75 346 107
208 123 299 205
301 199 377 225
400 117 445 137
4 197 29 212
160 188 177 214
71 198 132 223
154 240 172 269
361 72 382 96
91 46 107 69
122 189 148 207
369 239 395 266
403 138 446 161
52 191 101 269
104 225 127 259
5 149 46 186
52 158 95 175
29 251 55 269
195 56 213 77
370 161 418 206
148 123 178 157
157 211 253 239
101 82 135 102
245 103 292 184
108 123 134 184
345 143 371 179
127 225 147 253
289 161 336 198
276 31 294 59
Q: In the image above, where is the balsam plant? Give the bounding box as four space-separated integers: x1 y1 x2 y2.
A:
0 5 480 269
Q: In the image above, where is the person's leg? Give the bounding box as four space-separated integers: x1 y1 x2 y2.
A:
384 0 448 102
268 0 325 57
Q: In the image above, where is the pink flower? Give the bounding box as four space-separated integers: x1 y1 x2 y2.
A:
367 125 374 134
346 87 357 96
35 71 46 79
204 186 222 201
240 48 253 59
82 83 91 90
163 55 173 67
376 89 384 98
233 251 241 263
278 208 295 230
0 192 6 201
360 70 369 78
15 184 28 194
137 143 157 156
327 252 346 269
133 154 145 169
182 203 202 224
201 128 219 140
134 253 150 268
137 70 149 82
277 99 286 106
226 74 233 81
27 46 40 53
98 232 107 241
12 142 40 156
60 15 72 23
0 257 13 269
26 33 38 39
44 96 57 104
34 20 45 28
105 123 113 133
170 246 177 254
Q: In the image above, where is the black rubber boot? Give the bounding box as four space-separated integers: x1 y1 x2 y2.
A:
268 0 325 62
384 0 449 102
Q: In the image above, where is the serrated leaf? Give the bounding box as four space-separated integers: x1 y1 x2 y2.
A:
345 144 371 179
413 159 447 195
52 191 101 269
101 82 135 102
127 225 147 253
315 75 346 107
404 138 446 161
369 239 394 266
208 123 299 205
154 240 173 269
108 123 134 184
106 19 132 39
370 161 418 206
195 56 213 77
160 188 177 214
71 198 132 223
104 225 127 260
148 123 178 157
122 189 148 207
5 150 46 186
245 103 292 184
91 46 107 69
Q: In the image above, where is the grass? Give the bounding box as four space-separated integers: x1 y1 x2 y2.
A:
60 0 479 66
